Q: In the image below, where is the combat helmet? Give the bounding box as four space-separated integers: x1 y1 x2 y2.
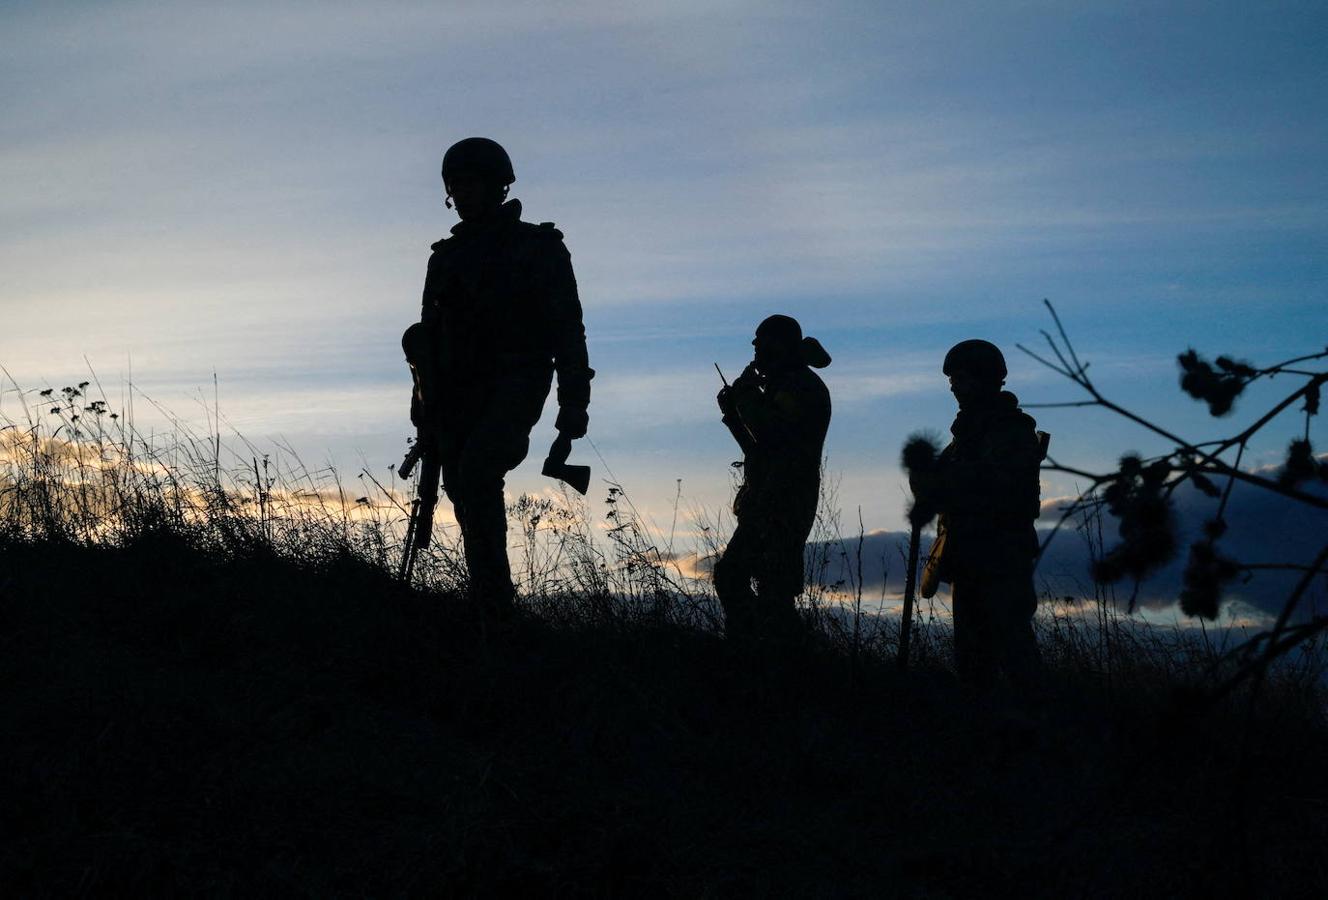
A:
441 137 516 186
943 339 1007 381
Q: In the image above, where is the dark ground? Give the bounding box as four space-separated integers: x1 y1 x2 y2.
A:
2 534 1326 898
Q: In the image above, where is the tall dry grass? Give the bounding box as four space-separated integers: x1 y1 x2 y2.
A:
3 371 1323 703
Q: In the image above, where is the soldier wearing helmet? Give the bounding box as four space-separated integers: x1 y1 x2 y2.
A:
912 339 1044 694
714 315 832 641
410 137 593 613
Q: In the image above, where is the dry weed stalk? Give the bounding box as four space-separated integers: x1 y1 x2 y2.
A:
1018 301 1328 696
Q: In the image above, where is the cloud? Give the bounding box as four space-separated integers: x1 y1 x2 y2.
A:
2 0 1324 553
807 461 1328 624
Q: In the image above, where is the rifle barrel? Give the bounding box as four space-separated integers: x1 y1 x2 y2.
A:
399 498 420 582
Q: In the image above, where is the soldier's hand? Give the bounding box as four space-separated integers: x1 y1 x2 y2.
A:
414 425 437 452
556 406 589 439
732 362 763 391
717 386 736 416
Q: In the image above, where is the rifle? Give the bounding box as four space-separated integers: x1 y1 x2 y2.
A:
397 436 442 584
398 321 448 584
715 362 758 455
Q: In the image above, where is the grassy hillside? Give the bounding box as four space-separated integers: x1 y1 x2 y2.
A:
3 526 1326 897
2 398 1326 896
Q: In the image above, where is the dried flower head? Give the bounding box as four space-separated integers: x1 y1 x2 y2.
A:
1277 438 1320 488
1304 381 1321 417
1177 349 1253 417
900 431 942 474
1093 454 1177 585
1179 540 1240 620
1188 471 1221 498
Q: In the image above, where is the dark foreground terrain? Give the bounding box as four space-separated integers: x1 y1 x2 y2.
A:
2 534 1326 898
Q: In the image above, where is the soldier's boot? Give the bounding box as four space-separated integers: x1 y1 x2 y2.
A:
992 584 1043 700
951 579 1000 692
714 552 758 641
756 546 808 644
456 482 517 616
765 598 806 644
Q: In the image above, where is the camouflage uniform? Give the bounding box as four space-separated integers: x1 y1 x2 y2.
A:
416 198 592 607
931 391 1043 690
715 366 831 639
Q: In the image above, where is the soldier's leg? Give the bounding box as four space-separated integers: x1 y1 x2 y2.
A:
438 431 468 561
754 516 809 639
449 377 549 610
989 571 1043 695
714 520 760 639
950 578 998 688
441 441 496 603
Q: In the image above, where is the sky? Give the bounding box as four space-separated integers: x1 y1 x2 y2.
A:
813 472 1328 626
2 1 1326 594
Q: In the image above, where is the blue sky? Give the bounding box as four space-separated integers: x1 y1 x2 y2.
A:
2 0 1325 539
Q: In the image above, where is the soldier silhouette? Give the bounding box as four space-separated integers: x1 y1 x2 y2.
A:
911 340 1045 694
405 137 593 613
714 315 831 640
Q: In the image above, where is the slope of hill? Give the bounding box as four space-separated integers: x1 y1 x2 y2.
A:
3 529 1326 897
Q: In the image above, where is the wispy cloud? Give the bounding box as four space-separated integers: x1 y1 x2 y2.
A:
3 0 1324 535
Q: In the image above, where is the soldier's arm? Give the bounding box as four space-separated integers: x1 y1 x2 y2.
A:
720 402 758 455
733 381 825 460
542 234 594 433
420 243 445 328
412 251 442 426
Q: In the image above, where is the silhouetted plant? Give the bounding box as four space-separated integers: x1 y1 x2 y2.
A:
1277 438 1326 488
1020 300 1327 699
1177 349 1255 416
900 431 942 528
6 357 1321 699
1092 454 1177 587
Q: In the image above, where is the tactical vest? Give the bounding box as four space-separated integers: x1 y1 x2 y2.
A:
422 219 569 382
